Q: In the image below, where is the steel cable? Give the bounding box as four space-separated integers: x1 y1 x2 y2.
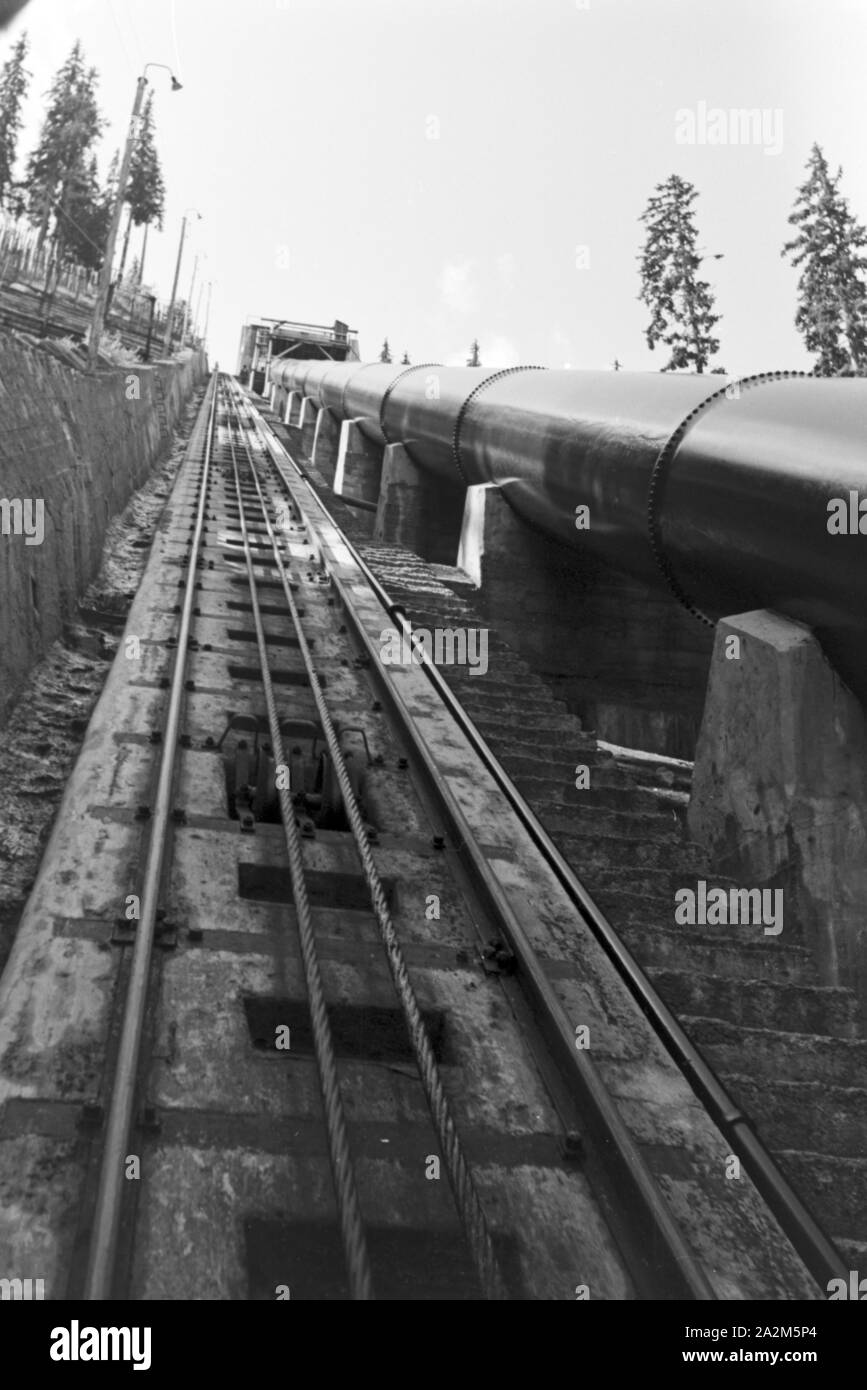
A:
224 380 374 1300
231 377 509 1301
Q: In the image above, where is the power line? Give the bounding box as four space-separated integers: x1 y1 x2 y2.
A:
107 0 137 76
122 0 147 70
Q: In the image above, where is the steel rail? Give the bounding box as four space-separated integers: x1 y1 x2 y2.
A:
222 379 374 1300
83 372 219 1300
247 391 845 1295
226 376 510 1301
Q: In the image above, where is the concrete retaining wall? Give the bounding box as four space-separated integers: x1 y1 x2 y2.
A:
0 336 208 720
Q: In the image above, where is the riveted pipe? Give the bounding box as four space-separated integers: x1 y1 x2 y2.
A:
268 360 867 698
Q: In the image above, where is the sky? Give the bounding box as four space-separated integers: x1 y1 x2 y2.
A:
3 0 866 374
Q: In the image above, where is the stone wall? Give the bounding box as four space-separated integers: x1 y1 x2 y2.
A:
0 336 207 720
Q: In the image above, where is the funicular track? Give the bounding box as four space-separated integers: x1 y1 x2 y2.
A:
0 372 843 1301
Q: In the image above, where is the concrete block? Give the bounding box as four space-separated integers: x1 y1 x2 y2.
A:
311 408 341 483
688 609 867 1004
373 443 465 565
298 397 318 458
334 420 383 505
459 484 712 757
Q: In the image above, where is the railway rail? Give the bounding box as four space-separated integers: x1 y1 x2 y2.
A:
0 371 843 1299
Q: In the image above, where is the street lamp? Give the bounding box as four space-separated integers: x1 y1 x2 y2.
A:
87 62 181 369
162 208 201 357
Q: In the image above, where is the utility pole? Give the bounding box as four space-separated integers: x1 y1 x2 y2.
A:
202 280 212 346
138 221 149 285
162 208 200 356
181 251 200 346
87 63 181 370
142 293 157 362
192 277 204 343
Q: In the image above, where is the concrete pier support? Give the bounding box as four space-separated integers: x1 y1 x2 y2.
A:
327 420 383 538
298 397 318 458
373 444 466 565
457 484 713 757
688 609 867 1007
311 407 341 483
334 420 384 505
283 390 297 426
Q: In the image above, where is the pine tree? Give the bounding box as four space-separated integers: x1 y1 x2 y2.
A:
379 337 392 363
26 42 105 248
638 174 723 373
0 31 29 207
467 338 481 366
781 143 867 375
117 89 164 281
401 350 410 364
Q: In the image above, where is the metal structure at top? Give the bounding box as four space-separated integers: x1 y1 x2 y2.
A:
238 317 360 392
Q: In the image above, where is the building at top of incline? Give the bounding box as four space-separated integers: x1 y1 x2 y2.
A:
237 317 360 393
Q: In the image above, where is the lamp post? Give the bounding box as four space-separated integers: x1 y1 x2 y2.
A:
162 207 201 357
87 62 181 369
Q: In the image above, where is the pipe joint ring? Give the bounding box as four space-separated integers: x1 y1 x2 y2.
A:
647 369 813 627
451 365 547 485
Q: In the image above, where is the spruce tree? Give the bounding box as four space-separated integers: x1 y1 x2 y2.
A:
466 338 481 366
57 153 109 271
401 350 410 364
26 42 104 248
638 174 723 373
379 337 392 363
781 143 867 375
0 31 29 207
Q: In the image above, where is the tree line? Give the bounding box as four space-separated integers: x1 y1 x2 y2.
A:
0 34 164 284
378 337 481 366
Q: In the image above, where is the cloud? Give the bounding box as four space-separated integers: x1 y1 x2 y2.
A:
439 259 478 314
550 325 574 367
483 334 520 367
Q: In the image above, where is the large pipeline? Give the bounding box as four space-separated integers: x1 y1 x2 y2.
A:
269 359 867 700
